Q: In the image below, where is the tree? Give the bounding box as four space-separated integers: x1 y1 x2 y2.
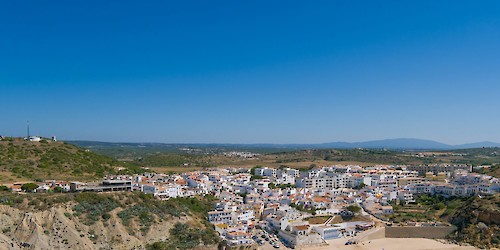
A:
355 183 367 190
0 185 10 192
21 183 39 192
53 186 64 193
250 165 262 175
238 191 247 201
346 205 361 214
250 175 263 181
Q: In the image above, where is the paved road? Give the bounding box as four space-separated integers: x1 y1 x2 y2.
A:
253 229 287 250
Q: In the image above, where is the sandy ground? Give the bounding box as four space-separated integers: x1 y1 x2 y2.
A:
305 238 477 250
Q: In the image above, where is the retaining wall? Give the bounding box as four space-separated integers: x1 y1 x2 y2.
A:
385 226 456 239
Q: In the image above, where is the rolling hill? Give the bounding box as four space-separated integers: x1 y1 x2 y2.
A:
0 138 143 183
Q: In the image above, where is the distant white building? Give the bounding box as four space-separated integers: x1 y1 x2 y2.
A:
28 136 42 142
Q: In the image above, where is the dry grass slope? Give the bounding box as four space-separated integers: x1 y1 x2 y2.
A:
0 138 144 182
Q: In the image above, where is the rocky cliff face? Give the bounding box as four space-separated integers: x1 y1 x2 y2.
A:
476 209 500 225
450 194 500 249
0 204 185 249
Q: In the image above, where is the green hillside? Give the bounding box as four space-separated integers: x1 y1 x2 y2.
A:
0 138 144 182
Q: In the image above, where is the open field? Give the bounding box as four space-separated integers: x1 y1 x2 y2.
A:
153 166 208 174
218 160 382 169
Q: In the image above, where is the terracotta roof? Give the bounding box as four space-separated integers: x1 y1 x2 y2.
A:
175 179 187 185
313 197 329 203
294 225 310 231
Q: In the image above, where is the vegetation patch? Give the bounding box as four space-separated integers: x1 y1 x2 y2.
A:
0 139 147 182
73 193 119 225
117 193 215 233
449 194 500 249
146 222 219 250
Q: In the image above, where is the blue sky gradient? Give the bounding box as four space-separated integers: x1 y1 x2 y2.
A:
1 1 500 144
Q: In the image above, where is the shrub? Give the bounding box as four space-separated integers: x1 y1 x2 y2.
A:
102 213 111 221
434 202 446 210
146 241 169 250
73 193 118 225
148 222 219 249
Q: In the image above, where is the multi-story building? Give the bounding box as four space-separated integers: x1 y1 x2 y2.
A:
407 164 472 176
295 173 350 189
208 210 235 224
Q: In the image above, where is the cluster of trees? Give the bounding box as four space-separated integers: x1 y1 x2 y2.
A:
290 203 318 215
0 184 66 193
269 183 296 189
21 183 39 192
250 165 263 180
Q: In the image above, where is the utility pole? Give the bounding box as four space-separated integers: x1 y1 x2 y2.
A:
27 120 30 139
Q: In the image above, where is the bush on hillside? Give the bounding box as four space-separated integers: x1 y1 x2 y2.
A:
73 193 119 225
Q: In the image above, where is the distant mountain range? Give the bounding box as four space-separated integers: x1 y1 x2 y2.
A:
314 138 500 150
68 138 500 151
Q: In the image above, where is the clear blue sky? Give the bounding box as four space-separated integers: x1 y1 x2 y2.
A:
1 1 499 144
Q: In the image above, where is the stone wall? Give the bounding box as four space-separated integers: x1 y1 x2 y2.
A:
218 242 258 250
353 227 385 242
385 226 456 239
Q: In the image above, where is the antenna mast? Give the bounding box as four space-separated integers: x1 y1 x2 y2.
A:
27 120 30 138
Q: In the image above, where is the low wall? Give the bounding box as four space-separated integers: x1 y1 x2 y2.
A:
354 227 386 242
385 226 456 239
217 242 258 250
